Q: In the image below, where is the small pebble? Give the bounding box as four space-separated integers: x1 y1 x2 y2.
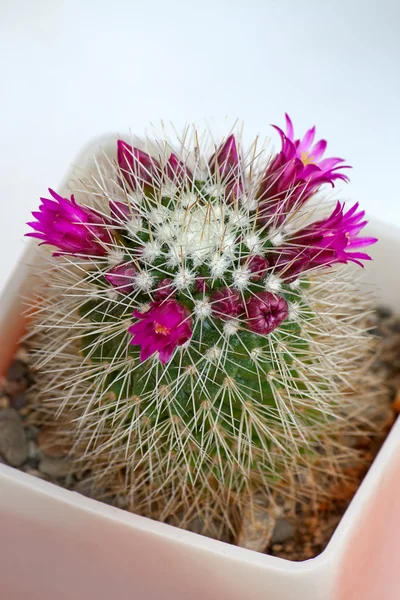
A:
38 456 71 478
101 494 118 507
0 396 10 409
369 327 381 337
64 473 76 488
376 306 393 320
114 494 129 510
27 440 39 460
271 519 296 544
3 380 25 397
6 360 29 382
0 409 29 467
73 478 97 498
24 457 40 470
3 359 31 396
10 394 27 410
235 504 276 552
25 426 40 441
285 542 295 554
24 467 46 479
389 320 400 334
15 346 30 364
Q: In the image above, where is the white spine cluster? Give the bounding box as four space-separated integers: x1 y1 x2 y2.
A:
194 298 212 320
141 241 161 263
133 270 154 291
232 266 251 290
209 253 231 277
223 320 239 337
107 249 125 265
264 274 282 292
174 268 196 290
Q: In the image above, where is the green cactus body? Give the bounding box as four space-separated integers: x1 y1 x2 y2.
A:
26 123 390 545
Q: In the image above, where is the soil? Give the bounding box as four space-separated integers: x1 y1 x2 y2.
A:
1 307 399 562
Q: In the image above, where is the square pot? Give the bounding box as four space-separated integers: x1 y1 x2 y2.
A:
1 140 399 600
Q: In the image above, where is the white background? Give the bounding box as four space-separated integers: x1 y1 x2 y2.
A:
0 0 399 291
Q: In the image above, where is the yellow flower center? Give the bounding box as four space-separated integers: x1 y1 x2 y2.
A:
300 151 315 166
154 322 170 336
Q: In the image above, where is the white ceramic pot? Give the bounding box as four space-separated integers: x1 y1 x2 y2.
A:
0 141 399 600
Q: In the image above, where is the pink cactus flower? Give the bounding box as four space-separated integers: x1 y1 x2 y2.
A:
211 287 244 319
245 255 269 281
26 189 113 257
282 202 377 273
105 263 137 294
154 278 175 301
209 134 243 201
272 202 376 281
117 140 161 190
165 153 193 185
129 301 192 364
194 277 209 294
270 248 309 283
110 200 131 224
257 115 350 224
246 292 288 334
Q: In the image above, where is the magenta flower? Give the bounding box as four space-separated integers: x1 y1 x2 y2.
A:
26 189 113 257
246 292 288 335
257 114 350 224
118 140 161 190
110 200 131 224
129 301 192 364
274 202 376 277
154 278 175 301
270 248 309 283
105 263 137 294
209 135 243 201
244 255 269 281
211 287 244 319
194 277 209 294
165 153 193 185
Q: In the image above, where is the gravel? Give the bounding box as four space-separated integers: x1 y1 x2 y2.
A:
6 359 30 382
38 456 72 478
0 351 75 489
0 409 29 467
10 393 27 410
235 502 278 552
271 519 296 545
0 396 10 409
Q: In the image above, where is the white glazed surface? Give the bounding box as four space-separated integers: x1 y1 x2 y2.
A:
0 139 399 600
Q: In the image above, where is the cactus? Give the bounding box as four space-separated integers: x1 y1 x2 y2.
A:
26 117 390 546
